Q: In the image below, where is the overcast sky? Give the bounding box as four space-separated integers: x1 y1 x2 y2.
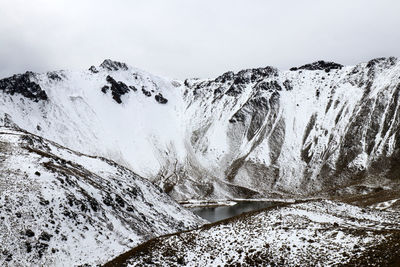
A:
1 0 399 79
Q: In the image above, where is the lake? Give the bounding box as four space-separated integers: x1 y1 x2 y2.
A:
190 201 278 223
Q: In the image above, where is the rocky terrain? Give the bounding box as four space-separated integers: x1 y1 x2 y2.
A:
1 57 400 266
1 58 400 202
180 57 400 201
0 126 204 266
105 200 400 266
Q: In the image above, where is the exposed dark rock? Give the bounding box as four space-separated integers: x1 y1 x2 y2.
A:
283 80 293 91
87 196 99 212
213 88 222 95
34 171 41 176
256 81 282 91
303 113 317 146
35 242 49 258
215 67 280 98
225 84 245 96
290 61 343 72
101 85 110 94
102 194 113 206
5 254 12 262
366 57 397 69
39 198 50 206
0 72 48 102
142 88 152 97
39 231 52 242
25 229 35 237
129 85 138 91
155 93 168 104
25 242 32 253
215 71 234 83
47 72 62 81
104 75 130 104
88 66 99 73
233 75 250 85
249 67 278 81
114 194 125 207
100 59 129 71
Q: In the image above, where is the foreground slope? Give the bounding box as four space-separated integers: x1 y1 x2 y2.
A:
106 200 400 266
1 58 400 201
0 126 203 266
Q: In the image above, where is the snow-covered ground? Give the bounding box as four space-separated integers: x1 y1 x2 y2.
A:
1 58 400 201
1 58 400 265
108 200 400 266
0 126 204 266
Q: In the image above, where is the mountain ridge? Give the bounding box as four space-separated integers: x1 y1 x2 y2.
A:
1 57 399 202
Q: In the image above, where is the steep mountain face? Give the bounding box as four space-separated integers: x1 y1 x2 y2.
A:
0 126 203 266
182 57 400 200
1 57 400 201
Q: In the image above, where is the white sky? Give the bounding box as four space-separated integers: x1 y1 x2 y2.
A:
1 0 400 79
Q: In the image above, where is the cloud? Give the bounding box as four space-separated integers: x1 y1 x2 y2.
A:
0 0 399 79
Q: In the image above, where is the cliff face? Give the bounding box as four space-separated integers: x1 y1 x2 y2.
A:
181 57 400 199
1 58 400 201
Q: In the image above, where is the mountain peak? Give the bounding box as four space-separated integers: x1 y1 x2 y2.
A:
99 59 129 71
290 60 343 72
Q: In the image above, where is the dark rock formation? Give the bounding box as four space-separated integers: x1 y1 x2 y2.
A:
104 75 130 104
290 61 343 72
47 72 62 81
101 85 110 94
142 88 152 97
0 72 48 102
256 81 282 91
215 67 278 85
155 93 168 104
100 59 129 71
89 66 99 73
215 71 234 83
283 80 293 91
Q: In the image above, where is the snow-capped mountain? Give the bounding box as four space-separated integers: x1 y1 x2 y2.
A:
1 58 399 201
0 126 203 266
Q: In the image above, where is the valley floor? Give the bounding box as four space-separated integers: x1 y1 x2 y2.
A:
105 200 400 266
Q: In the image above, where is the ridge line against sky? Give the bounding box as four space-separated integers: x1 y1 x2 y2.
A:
1 0 399 80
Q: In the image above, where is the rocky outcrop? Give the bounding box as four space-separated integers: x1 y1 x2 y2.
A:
142 87 151 97
103 75 130 104
290 60 343 71
100 59 129 71
0 72 48 102
155 93 168 104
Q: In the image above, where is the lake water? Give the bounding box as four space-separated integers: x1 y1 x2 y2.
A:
190 201 277 223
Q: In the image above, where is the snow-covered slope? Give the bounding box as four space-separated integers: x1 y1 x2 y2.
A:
1 58 400 201
105 200 400 266
0 60 187 180
182 58 400 200
0 126 203 266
